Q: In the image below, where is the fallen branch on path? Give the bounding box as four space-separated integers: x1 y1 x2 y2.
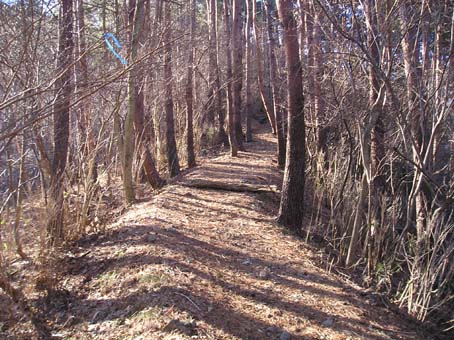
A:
181 179 278 193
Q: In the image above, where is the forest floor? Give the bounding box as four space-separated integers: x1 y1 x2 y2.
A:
2 129 434 340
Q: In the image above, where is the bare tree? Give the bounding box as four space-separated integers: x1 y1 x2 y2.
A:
47 0 74 243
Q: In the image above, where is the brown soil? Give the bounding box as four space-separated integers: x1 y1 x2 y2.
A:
2 130 431 340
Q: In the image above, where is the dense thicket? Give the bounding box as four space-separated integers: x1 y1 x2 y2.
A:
0 0 453 335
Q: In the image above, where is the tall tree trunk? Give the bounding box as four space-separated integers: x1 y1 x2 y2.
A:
252 0 277 134
366 0 385 270
224 0 238 157
304 1 315 131
76 0 97 183
232 0 245 150
164 0 180 176
276 0 306 233
75 0 99 232
366 0 385 189
312 3 328 163
400 3 426 236
186 0 196 168
245 0 253 142
132 0 163 189
207 0 228 146
123 0 146 203
214 1 228 147
399 1 428 313
346 1 386 268
265 0 286 168
47 0 74 243
205 0 217 128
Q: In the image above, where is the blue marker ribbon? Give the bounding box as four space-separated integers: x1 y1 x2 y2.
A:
103 33 128 65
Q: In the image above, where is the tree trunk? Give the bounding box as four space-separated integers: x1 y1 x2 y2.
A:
224 0 238 157
252 0 277 134
76 0 97 183
399 1 431 314
304 1 315 132
131 0 163 189
186 0 196 168
164 1 180 176
298 0 306 66
265 0 286 168
207 0 228 146
134 89 164 189
276 0 306 233
206 0 217 128
232 0 245 150
47 0 74 244
245 0 253 142
365 0 385 270
312 3 328 164
123 0 146 203
400 3 427 239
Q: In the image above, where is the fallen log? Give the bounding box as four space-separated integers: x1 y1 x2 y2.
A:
181 179 278 193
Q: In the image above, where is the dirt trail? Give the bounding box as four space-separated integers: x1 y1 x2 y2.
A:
49 130 426 340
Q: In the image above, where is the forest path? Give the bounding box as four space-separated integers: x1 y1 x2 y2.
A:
52 130 425 340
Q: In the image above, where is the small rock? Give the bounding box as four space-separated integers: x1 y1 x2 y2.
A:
242 259 252 265
322 317 334 327
280 331 292 340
